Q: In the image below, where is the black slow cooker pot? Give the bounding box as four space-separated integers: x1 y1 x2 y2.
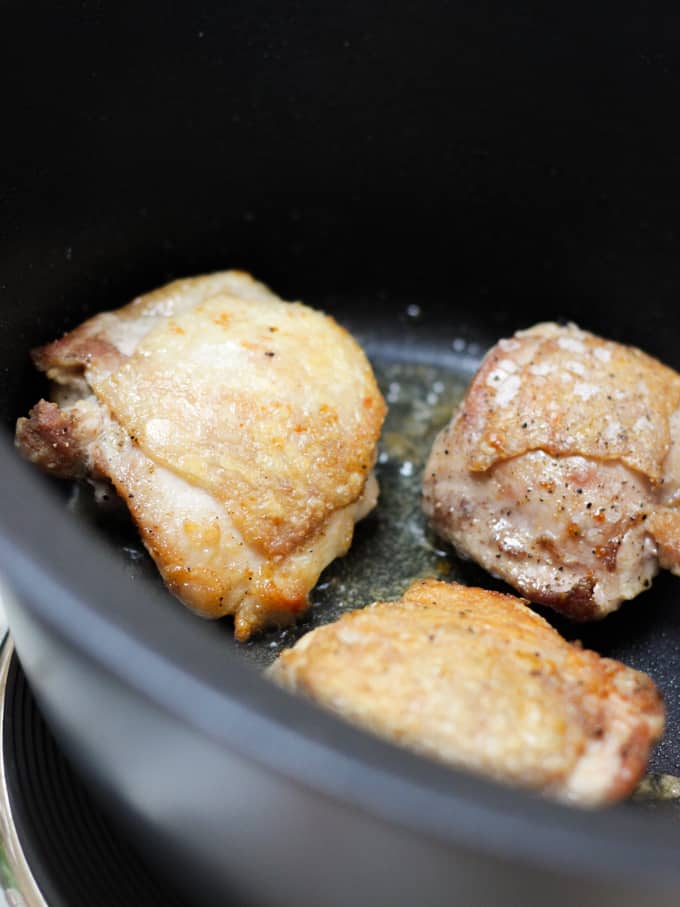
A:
2 3 680 905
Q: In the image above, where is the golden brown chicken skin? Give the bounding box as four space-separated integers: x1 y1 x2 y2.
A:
269 580 664 806
423 323 680 619
16 271 386 640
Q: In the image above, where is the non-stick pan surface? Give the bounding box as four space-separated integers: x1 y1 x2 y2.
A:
8 290 680 767
4 2 680 905
17 299 680 780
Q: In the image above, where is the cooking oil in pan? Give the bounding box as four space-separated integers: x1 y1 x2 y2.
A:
63 349 680 806
65 355 471 666
242 358 469 666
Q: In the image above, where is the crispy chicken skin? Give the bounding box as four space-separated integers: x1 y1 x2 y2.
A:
16 271 386 640
269 580 664 806
423 323 680 619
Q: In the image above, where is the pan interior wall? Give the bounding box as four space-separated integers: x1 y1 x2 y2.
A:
3 3 680 424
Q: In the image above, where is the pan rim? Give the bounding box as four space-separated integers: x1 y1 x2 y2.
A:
1 436 679 892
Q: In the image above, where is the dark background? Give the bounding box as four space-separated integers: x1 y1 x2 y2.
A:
2 3 680 421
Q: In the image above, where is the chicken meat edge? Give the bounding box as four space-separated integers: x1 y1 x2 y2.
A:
269 579 665 806
15 270 386 640
423 322 680 620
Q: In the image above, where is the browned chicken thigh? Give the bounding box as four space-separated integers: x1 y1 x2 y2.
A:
269 580 664 806
423 323 680 619
16 271 386 640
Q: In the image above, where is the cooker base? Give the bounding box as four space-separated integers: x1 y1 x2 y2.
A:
0 637 188 907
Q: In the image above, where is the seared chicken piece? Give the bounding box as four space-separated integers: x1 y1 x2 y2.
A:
269 580 664 806
16 271 385 640
423 323 680 619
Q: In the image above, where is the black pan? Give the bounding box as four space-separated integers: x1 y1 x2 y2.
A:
2 2 680 904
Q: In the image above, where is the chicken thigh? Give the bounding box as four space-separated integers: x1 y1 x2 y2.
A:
423 322 680 619
269 579 664 805
16 271 385 640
